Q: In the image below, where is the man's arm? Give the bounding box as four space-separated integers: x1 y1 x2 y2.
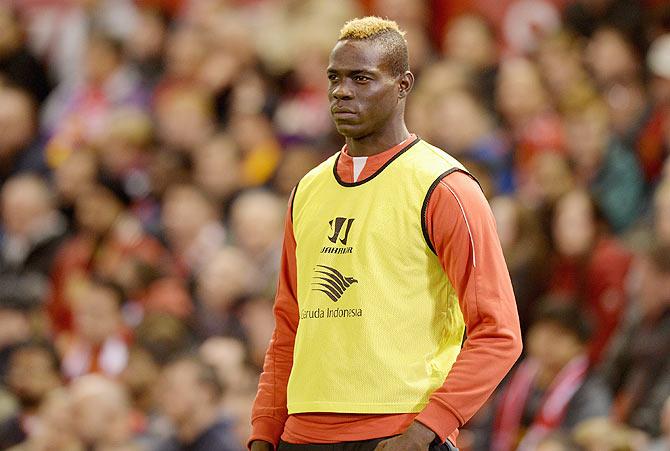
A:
415 171 523 442
248 193 300 450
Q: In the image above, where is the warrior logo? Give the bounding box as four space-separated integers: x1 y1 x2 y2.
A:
328 217 355 245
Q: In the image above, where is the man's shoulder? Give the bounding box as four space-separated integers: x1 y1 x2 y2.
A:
405 139 468 176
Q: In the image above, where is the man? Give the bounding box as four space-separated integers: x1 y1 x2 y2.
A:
601 244 670 437
250 17 522 451
0 174 67 309
156 356 243 451
487 302 610 451
69 374 139 451
0 88 46 185
0 341 62 449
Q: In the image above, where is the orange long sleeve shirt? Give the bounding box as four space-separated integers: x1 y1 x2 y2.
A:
250 136 522 447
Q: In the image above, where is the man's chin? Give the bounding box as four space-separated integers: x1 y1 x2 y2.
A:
334 123 366 139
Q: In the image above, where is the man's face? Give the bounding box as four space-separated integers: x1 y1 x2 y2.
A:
327 40 401 139
7 348 61 409
157 362 204 425
527 321 583 372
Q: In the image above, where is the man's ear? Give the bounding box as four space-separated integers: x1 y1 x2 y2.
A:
398 71 415 99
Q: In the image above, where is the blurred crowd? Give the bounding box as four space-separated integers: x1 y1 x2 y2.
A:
0 0 669 450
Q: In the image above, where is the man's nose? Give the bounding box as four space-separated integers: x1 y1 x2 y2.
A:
331 80 354 100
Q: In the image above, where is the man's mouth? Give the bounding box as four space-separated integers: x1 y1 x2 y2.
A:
331 109 357 118
331 105 356 115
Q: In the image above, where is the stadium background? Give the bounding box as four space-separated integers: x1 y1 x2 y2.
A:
0 0 670 449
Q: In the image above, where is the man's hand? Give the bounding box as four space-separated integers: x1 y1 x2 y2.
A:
374 421 437 450
250 440 273 451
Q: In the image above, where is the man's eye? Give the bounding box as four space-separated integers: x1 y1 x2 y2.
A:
354 76 370 82
328 74 338 81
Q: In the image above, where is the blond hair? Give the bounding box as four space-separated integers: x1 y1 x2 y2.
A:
339 16 406 40
336 16 409 76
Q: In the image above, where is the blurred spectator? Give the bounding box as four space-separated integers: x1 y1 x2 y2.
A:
58 278 130 379
407 59 471 138
0 175 67 308
601 245 670 437
0 5 51 105
69 374 139 451
199 337 253 400
487 302 610 451
52 149 98 222
194 246 258 340
549 189 633 361
120 345 159 416
442 14 498 110
154 85 215 155
585 26 641 88
49 183 171 331
535 31 590 108
134 312 192 367
161 183 225 277
125 7 169 88
43 29 146 148
155 356 242 451
491 196 550 332
238 296 275 371
430 88 513 193
229 113 281 187
199 335 258 444
9 387 84 451
563 94 645 232
0 87 45 184
119 344 166 450
563 0 645 51
589 29 649 137
229 189 284 289
43 28 146 136
0 341 62 449
517 152 575 210
192 134 243 212
117 257 193 324
18 0 138 85
0 286 49 386
96 107 154 201
496 57 565 182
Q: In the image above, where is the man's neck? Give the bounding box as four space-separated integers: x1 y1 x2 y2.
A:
345 120 410 157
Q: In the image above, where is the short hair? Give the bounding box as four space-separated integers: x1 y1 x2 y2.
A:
166 354 225 401
338 16 409 76
531 300 593 344
7 340 61 376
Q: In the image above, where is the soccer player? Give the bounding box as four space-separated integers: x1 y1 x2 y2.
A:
249 17 522 451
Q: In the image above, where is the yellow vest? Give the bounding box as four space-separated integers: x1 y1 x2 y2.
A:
287 138 468 414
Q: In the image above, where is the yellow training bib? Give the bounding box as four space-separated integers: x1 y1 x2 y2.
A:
288 138 468 414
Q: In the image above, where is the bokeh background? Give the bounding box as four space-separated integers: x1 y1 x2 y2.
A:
0 0 670 450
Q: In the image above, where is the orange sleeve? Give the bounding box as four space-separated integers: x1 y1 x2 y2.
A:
248 190 299 449
414 171 523 442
